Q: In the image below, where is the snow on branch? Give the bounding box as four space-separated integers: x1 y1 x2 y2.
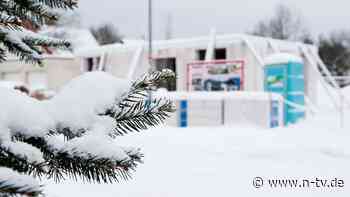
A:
106 69 176 136
111 98 175 136
0 70 175 184
0 129 46 178
13 134 143 183
34 0 78 9
0 146 46 178
0 27 42 63
0 88 55 138
44 134 143 183
1 141 44 164
0 26 70 64
0 13 22 29
0 167 42 196
0 0 75 64
1 0 71 27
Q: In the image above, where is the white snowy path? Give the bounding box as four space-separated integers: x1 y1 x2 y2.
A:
46 111 350 197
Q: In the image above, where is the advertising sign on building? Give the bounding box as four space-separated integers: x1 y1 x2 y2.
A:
187 60 244 91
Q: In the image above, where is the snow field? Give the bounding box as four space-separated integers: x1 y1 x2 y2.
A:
46 107 350 197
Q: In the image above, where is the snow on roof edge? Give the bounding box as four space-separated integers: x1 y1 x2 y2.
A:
5 53 75 62
76 33 317 57
0 81 25 89
155 91 284 101
264 53 303 65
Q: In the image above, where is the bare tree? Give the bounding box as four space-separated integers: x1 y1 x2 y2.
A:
90 23 124 45
251 4 309 41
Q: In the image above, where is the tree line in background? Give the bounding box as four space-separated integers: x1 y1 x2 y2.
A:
251 4 350 86
90 23 124 45
49 11 124 46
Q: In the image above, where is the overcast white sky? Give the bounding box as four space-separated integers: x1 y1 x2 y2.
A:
78 0 349 39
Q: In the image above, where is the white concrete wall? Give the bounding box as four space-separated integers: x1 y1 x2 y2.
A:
187 100 223 126
0 57 81 91
93 37 319 99
162 92 284 128
224 99 270 127
0 35 320 105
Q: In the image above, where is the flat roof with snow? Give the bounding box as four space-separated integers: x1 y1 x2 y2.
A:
76 33 317 57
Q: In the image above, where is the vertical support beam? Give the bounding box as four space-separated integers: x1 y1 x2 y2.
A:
241 37 265 90
267 39 279 53
304 96 318 114
97 52 107 71
299 45 345 127
127 44 145 80
147 0 155 72
312 50 340 89
299 45 340 109
147 0 154 110
221 99 225 125
311 48 350 125
242 38 265 67
205 28 216 61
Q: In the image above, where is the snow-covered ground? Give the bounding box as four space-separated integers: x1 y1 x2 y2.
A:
46 108 350 197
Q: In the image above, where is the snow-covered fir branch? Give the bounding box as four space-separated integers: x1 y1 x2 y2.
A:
0 26 71 65
99 69 177 136
0 70 175 195
0 1 176 196
0 0 76 64
0 167 43 197
0 12 22 28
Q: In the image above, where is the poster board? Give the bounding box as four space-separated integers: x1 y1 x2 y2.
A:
187 60 244 91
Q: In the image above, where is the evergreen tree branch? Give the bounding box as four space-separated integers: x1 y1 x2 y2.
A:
15 136 143 183
0 47 6 62
0 27 43 64
0 0 75 63
22 35 70 49
0 146 46 178
0 27 70 65
0 13 22 30
117 69 176 109
104 69 176 136
50 69 176 139
35 0 78 9
47 149 143 183
1 1 53 28
109 98 175 136
132 69 176 92
0 167 43 197
4 0 77 27
12 0 59 23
